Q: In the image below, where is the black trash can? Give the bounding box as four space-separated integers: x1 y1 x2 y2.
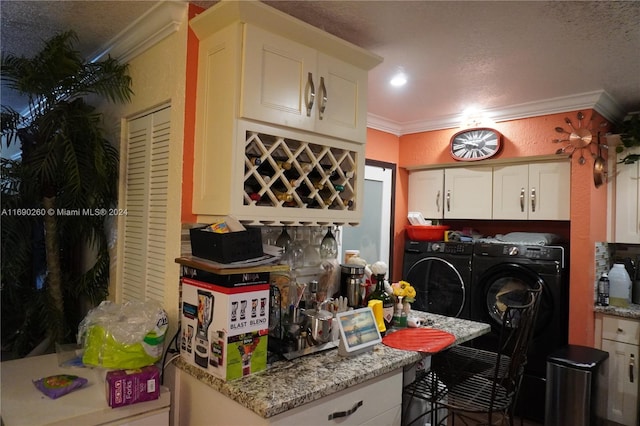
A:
545 344 609 426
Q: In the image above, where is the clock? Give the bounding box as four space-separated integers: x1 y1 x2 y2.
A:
450 128 502 161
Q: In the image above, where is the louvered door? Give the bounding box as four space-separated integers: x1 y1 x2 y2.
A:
119 106 171 303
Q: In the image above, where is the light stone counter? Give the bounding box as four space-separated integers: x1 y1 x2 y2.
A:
174 311 489 419
594 303 640 320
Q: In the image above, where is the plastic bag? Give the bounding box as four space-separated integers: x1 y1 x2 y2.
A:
78 300 168 369
33 374 88 399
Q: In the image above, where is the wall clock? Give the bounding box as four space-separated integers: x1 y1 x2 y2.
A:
450 128 502 161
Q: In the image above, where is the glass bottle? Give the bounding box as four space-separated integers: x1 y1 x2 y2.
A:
319 227 338 259
368 274 394 330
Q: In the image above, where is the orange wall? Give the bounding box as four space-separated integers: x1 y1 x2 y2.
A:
384 111 610 347
180 4 202 224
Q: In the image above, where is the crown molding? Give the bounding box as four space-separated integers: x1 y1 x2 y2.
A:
89 1 188 63
368 90 626 136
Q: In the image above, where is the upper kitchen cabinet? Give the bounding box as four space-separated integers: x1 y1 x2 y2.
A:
242 26 369 143
408 169 444 220
615 147 640 243
444 167 493 219
408 168 493 220
493 161 570 221
188 1 381 226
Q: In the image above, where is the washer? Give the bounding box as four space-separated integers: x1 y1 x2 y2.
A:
402 240 473 319
470 242 569 423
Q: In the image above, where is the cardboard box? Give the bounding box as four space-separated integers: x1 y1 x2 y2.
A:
189 227 263 263
105 365 160 408
180 278 269 381
187 268 270 288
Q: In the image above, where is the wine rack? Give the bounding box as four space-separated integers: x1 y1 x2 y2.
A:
243 131 358 212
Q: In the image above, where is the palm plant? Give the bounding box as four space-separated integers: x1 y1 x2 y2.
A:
1 31 132 356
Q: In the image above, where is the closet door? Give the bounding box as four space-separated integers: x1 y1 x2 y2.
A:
118 106 171 303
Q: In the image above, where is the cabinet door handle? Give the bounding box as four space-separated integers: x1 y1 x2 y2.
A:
530 187 536 212
327 400 363 420
318 76 327 120
520 187 525 212
306 72 315 117
446 189 451 212
630 354 635 383
436 190 441 212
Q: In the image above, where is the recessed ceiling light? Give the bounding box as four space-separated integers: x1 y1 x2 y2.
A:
390 71 407 87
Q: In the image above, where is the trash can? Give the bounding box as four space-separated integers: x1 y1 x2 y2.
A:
545 344 609 426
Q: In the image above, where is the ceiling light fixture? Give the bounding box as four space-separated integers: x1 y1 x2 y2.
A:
390 70 407 87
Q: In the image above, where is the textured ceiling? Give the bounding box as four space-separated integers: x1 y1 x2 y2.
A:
2 0 639 129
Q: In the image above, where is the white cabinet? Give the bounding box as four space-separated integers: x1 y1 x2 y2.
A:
406 167 493 220
189 1 381 226
493 162 570 220
615 147 640 243
443 167 493 219
243 25 368 143
596 314 639 426
408 169 444 219
177 368 402 426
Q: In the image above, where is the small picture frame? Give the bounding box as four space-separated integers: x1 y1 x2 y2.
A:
335 307 382 357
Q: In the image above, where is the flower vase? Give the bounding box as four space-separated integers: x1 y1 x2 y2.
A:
393 296 407 328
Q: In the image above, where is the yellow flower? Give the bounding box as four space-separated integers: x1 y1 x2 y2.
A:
392 280 415 302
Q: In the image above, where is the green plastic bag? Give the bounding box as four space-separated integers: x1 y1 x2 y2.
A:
78 300 168 369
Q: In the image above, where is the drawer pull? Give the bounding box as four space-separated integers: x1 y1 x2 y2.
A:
328 400 363 421
630 354 635 384
617 328 624 333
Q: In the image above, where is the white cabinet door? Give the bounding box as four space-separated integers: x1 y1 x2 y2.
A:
242 25 368 143
615 148 640 243
408 169 444 220
444 167 493 219
242 25 316 133
601 339 639 426
492 164 529 220
493 162 570 220
527 162 570 220
314 53 368 142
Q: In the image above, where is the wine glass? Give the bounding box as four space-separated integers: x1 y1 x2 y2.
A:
319 226 338 259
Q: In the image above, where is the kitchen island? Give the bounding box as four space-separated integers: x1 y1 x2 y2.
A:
174 311 489 425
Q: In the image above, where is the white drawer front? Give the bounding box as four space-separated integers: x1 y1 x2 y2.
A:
270 370 402 426
602 316 640 345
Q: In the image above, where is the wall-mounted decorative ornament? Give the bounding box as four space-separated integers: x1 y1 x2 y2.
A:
552 111 607 164
552 111 608 187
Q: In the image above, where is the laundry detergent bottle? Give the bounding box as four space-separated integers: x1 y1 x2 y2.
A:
609 263 632 308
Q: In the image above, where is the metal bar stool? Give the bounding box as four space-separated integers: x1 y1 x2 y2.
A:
403 287 540 426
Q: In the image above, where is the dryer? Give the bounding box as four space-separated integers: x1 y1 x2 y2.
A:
470 242 569 423
402 241 473 319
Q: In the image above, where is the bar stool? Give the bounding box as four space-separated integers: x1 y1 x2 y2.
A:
403 287 540 426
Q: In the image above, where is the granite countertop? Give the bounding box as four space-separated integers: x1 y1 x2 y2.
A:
174 311 490 419
594 303 640 320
